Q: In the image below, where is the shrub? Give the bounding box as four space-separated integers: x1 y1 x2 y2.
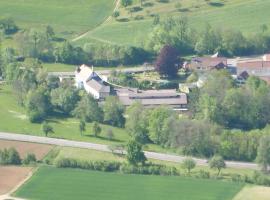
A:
252 171 270 186
54 158 121 172
22 153 37 165
197 170 210 179
120 163 179 176
0 148 21 165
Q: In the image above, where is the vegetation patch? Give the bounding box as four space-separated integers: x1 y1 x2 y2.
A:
15 166 243 200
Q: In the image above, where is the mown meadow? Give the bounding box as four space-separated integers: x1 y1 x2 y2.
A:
15 166 243 200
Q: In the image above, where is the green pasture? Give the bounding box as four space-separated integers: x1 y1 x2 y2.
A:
0 0 115 38
15 166 243 200
79 0 270 46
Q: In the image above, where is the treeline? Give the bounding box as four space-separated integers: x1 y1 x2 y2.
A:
12 27 149 66
146 16 270 57
193 70 270 130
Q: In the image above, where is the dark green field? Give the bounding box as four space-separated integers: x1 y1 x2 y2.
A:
15 167 243 200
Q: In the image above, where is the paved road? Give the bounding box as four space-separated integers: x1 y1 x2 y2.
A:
0 132 258 170
48 66 154 77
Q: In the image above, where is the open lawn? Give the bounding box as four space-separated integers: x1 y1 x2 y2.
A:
15 166 243 200
77 0 270 46
0 0 115 38
0 166 32 195
0 140 53 160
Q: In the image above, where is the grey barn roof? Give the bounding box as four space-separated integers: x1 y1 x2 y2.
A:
86 79 110 93
116 88 187 107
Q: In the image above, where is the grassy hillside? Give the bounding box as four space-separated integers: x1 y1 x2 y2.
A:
0 0 115 38
15 166 243 200
76 0 270 46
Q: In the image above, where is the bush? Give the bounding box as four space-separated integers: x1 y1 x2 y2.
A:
22 153 37 165
54 158 121 172
197 170 210 179
252 171 270 186
0 148 21 165
120 163 179 176
54 158 179 176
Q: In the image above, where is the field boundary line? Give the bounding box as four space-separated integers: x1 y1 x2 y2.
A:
72 0 121 42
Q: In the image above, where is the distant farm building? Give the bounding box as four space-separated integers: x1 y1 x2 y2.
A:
115 88 188 111
185 57 228 71
75 65 110 100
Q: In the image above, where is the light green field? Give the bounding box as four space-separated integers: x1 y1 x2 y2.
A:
77 0 270 46
0 0 115 38
15 166 243 200
233 185 270 200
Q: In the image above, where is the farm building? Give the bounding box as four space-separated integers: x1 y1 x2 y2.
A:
185 56 228 71
236 60 270 76
115 88 188 111
75 65 110 100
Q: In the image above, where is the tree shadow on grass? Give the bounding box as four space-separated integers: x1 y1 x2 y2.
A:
143 2 154 7
84 134 124 143
208 2 225 7
117 18 130 22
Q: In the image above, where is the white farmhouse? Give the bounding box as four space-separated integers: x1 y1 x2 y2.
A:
75 64 110 100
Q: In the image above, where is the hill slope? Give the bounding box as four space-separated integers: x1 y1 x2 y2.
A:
0 0 115 38
74 0 270 46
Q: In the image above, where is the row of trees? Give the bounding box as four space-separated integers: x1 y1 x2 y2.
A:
146 16 270 57
193 70 270 130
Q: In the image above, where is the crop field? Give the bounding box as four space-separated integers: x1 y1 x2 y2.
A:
0 140 53 160
0 166 32 195
15 166 243 200
0 0 115 38
78 0 270 46
233 185 270 200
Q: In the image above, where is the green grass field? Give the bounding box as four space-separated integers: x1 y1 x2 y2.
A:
0 0 115 38
76 0 270 46
15 166 243 200
0 84 128 145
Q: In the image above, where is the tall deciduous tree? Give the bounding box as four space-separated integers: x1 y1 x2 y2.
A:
121 0 133 7
51 86 79 115
103 96 125 127
155 45 180 77
256 136 270 172
42 122 54 137
79 120 86 136
182 158 196 174
148 106 172 145
126 140 146 165
125 102 149 144
93 122 102 137
73 94 103 123
26 87 51 122
209 155 226 176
